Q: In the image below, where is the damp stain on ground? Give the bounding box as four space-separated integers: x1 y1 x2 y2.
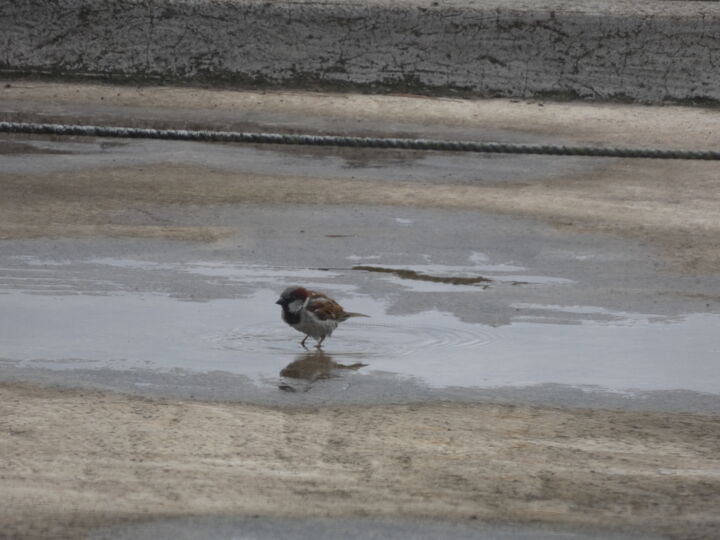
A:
351 265 494 286
0 139 72 155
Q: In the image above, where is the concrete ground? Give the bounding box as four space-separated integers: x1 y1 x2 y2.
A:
1 81 720 539
3 1 719 103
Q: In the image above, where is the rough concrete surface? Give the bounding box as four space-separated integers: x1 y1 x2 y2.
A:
1 1 719 103
89 516 662 540
2 82 720 539
2 383 719 540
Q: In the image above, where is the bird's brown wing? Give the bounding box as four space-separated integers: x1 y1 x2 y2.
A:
307 292 348 321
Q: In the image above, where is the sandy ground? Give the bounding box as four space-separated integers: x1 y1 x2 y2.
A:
2 382 720 540
2 83 720 538
2 82 719 149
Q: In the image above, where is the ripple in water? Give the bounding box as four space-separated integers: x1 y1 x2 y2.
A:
207 319 496 358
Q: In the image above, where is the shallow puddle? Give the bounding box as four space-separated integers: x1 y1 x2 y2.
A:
1 256 719 401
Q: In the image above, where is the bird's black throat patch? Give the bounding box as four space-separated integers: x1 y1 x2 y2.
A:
281 305 301 325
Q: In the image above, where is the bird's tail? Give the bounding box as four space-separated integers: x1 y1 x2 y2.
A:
342 312 370 319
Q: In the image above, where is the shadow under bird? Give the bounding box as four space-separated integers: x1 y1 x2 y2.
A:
276 286 369 348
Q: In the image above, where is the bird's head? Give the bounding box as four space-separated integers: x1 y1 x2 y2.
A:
276 286 309 307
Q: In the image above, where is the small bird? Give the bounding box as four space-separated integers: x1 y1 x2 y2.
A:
276 286 368 348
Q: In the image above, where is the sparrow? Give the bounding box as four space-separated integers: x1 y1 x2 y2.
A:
275 286 368 348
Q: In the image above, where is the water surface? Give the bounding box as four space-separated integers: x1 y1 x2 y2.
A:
2 257 718 403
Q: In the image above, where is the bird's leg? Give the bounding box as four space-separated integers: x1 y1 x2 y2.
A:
315 336 325 349
301 335 309 349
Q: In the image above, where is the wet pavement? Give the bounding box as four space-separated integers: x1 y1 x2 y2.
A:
1 93 720 413
2 86 720 540
1 199 719 412
0 132 609 184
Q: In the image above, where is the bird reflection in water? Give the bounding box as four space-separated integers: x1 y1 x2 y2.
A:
278 350 367 392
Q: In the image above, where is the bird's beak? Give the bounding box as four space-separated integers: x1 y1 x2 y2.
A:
275 299 283 305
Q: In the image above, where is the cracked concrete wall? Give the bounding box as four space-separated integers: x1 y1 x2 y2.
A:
2 0 719 103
